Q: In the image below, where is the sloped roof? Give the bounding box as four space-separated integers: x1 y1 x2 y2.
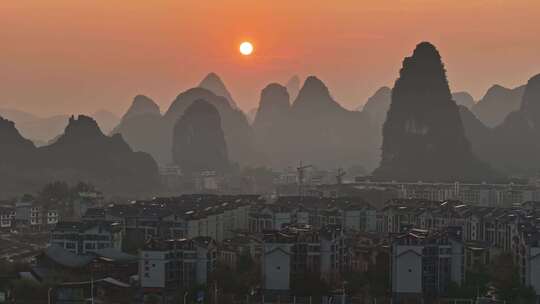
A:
42 245 94 268
92 248 137 263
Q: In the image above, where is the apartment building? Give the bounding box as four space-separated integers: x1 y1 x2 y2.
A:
354 179 540 207
139 237 217 304
249 196 377 234
92 195 254 248
517 223 540 302
261 224 350 293
391 227 464 303
381 199 522 252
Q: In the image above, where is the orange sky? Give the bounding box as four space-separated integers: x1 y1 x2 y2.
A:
1 0 539 116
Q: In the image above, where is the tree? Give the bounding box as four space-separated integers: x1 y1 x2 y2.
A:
237 251 254 273
366 252 390 297
490 253 537 303
11 279 50 303
447 266 491 299
39 181 70 205
69 182 97 197
342 271 369 296
290 272 330 296
144 294 161 304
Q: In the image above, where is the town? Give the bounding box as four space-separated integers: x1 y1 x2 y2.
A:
1 2 540 303
1 177 540 304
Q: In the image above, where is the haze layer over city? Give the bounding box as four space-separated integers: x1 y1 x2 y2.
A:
1 1 540 304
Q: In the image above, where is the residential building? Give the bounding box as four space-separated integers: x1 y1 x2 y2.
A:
139 237 217 304
391 227 464 303
261 224 351 293
353 179 540 207
49 221 118 255
0 206 15 230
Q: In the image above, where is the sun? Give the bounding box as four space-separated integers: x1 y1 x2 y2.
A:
239 41 253 56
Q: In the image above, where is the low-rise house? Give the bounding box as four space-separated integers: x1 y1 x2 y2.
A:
35 245 137 284
50 221 118 255
0 206 15 230
13 199 59 231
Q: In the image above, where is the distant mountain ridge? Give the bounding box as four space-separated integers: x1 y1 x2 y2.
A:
461 74 540 176
472 84 525 127
198 72 238 109
172 100 230 174
0 115 160 197
373 42 495 182
113 74 259 167
253 76 377 170
0 108 119 145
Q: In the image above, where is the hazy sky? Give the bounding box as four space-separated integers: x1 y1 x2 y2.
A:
1 0 539 116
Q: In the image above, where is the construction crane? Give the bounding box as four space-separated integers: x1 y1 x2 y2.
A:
297 161 312 197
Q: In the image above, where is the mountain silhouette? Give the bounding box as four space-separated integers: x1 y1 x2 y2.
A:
198 72 238 109
253 83 290 130
113 86 258 166
373 42 494 182
91 110 119 134
0 115 160 197
0 108 39 124
172 100 229 174
246 108 257 124
164 87 259 166
0 108 120 145
472 84 525 127
41 115 160 195
0 108 69 145
111 95 167 163
285 75 301 101
0 117 41 194
459 105 492 147
0 117 36 159
120 95 160 122
360 86 392 122
463 74 540 175
359 86 392 166
284 76 376 169
252 83 291 168
452 92 475 109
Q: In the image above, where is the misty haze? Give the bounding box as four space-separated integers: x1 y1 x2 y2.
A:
1 1 540 304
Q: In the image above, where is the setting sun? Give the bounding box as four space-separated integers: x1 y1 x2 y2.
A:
239 41 254 56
